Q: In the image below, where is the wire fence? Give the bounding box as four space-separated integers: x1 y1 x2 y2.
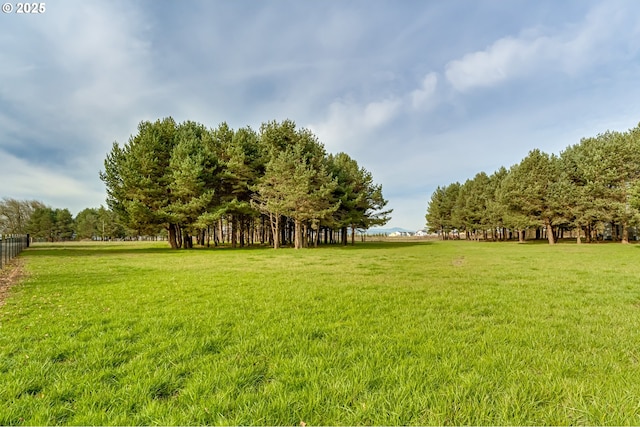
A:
0 234 29 269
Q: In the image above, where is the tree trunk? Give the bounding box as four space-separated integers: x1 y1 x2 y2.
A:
546 221 555 245
168 223 179 249
622 222 630 244
518 229 524 243
351 225 356 246
270 213 280 249
183 232 192 249
294 219 302 249
230 215 237 248
303 223 310 248
281 218 287 246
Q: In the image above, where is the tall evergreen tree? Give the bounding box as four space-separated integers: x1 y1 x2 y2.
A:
75 208 100 239
54 208 75 241
101 117 180 246
102 117 391 249
328 152 391 245
254 122 338 249
27 206 56 242
426 182 461 239
498 150 565 244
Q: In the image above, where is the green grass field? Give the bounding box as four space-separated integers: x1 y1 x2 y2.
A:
1 240 640 425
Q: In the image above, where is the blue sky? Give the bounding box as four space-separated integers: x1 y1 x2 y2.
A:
1 0 640 230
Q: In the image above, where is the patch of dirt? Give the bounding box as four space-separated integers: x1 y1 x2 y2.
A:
452 256 466 267
0 258 25 307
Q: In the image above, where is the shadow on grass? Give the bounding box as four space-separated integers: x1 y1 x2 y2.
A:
327 241 433 250
22 243 174 258
21 240 432 258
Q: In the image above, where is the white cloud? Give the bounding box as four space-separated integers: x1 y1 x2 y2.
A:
362 99 402 128
308 70 439 153
445 35 547 91
308 97 402 153
445 1 640 92
410 72 438 109
0 150 104 213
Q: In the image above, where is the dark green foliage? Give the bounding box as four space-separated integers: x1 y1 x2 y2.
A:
101 118 390 249
425 182 460 238
329 152 391 244
27 206 74 242
426 122 640 243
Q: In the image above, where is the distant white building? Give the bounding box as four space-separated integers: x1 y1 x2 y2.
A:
389 231 414 237
415 229 429 237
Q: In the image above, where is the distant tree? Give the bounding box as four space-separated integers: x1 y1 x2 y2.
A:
426 182 461 239
328 152 391 245
215 125 264 247
75 208 99 239
495 171 532 243
97 206 126 240
252 149 294 249
560 139 608 243
453 172 490 240
597 129 640 243
284 133 339 249
562 127 640 243
28 206 56 242
0 198 45 234
54 208 74 241
165 121 218 248
101 117 180 246
103 117 391 249
485 167 508 241
253 124 336 249
499 150 566 244
426 122 640 245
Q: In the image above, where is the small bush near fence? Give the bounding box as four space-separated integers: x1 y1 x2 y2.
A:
0 235 29 269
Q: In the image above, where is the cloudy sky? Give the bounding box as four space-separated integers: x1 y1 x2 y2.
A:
2 0 640 230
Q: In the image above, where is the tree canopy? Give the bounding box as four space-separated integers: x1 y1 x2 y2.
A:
101 118 391 249
426 122 640 243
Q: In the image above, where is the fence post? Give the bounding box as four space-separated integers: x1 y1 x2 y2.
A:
0 233 30 270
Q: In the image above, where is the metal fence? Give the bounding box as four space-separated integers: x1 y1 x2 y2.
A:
0 234 29 269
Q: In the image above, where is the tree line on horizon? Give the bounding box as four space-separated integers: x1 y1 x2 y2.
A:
0 198 125 241
425 122 640 244
100 118 391 249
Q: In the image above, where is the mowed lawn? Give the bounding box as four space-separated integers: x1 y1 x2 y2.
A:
1 240 640 425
